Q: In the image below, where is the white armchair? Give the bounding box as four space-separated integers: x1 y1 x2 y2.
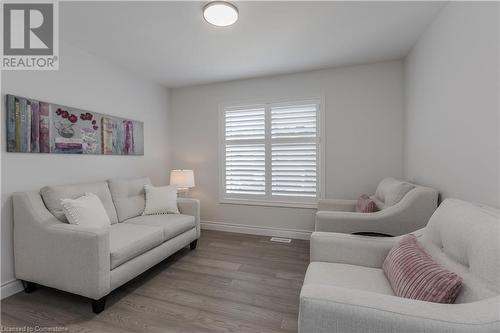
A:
316 178 438 236
299 199 500 333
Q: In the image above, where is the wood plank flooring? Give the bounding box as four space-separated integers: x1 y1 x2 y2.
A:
1 230 310 333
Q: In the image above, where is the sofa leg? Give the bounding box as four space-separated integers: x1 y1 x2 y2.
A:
190 240 198 250
91 296 107 314
21 281 37 293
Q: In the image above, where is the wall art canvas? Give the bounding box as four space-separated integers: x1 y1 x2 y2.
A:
6 94 144 155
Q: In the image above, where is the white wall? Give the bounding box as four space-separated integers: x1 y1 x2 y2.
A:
1 42 171 296
404 2 499 207
171 61 404 235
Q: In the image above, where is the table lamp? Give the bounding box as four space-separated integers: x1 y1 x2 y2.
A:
170 169 195 197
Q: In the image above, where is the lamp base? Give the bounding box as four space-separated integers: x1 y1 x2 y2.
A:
177 188 190 198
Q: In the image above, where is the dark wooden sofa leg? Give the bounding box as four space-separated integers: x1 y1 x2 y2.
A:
91 296 107 314
21 281 37 293
190 240 198 250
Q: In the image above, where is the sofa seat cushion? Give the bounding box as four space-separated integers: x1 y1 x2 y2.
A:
124 214 195 242
110 223 164 269
304 262 394 296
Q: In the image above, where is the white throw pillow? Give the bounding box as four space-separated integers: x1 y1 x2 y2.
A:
60 192 111 228
143 185 179 215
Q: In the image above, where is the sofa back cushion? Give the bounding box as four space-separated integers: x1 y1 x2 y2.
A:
375 178 414 207
420 199 500 303
108 177 151 222
41 181 118 224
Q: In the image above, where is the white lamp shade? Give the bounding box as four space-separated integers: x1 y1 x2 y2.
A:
170 170 195 188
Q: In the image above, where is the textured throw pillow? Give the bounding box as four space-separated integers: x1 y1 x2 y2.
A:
355 194 379 213
383 234 462 303
143 185 179 215
60 192 111 228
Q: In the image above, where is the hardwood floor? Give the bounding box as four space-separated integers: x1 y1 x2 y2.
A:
1 230 310 333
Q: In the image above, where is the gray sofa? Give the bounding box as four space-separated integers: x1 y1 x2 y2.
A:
13 177 200 313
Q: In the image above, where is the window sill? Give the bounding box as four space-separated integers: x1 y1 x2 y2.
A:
219 198 318 209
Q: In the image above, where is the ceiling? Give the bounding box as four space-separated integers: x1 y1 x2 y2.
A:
61 1 444 88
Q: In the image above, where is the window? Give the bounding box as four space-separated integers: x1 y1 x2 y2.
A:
220 98 323 207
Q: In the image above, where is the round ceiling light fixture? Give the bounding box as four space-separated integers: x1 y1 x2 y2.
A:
203 1 238 27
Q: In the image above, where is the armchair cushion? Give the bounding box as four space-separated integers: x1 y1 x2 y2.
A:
108 177 151 222
304 262 394 295
109 223 163 269
375 177 414 206
125 214 196 242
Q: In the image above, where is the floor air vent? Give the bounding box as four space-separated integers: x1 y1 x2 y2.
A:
270 237 292 243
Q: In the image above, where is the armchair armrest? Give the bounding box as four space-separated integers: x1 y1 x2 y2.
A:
317 199 356 212
315 209 399 234
315 188 438 236
299 285 500 333
177 198 200 238
310 232 396 268
13 191 110 300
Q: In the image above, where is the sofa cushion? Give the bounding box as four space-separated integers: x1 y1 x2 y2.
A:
41 181 118 224
383 234 463 303
355 194 379 213
304 262 394 296
110 223 164 269
375 178 414 206
143 185 180 215
61 192 111 228
108 177 151 222
125 214 195 242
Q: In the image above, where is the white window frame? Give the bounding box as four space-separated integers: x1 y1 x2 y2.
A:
219 96 325 209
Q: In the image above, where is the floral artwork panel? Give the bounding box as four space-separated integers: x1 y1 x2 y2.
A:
5 94 144 156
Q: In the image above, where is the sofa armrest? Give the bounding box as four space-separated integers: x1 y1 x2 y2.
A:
13 191 110 300
177 198 200 238
310 232 396 267
299 285 500 333
317 199 357 212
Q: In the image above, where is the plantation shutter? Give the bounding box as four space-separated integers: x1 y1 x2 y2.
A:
222 100 320 204
270 103 319 198
224 106 266 196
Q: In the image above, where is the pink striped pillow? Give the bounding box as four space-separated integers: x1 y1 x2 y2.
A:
355 194 379 213
383 234 462 303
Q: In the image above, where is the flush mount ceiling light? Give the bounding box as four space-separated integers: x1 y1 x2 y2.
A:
203 1 238 27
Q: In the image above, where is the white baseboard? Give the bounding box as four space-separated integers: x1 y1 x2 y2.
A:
201 220 312 240
1 279 23 299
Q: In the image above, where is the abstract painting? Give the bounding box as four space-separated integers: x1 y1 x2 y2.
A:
6 94 144 155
